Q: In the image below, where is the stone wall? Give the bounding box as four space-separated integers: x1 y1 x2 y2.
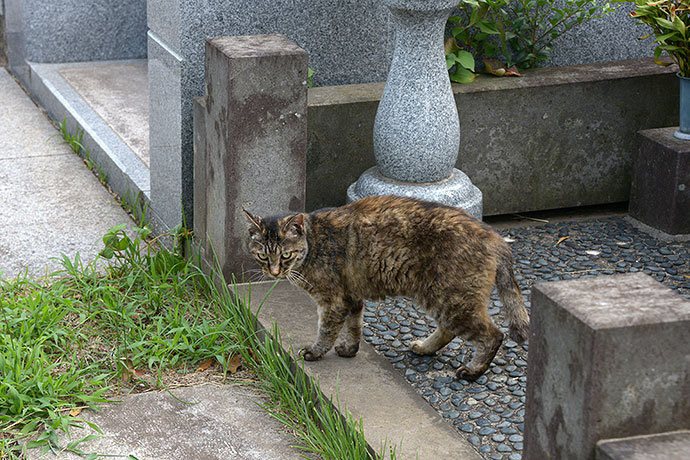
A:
4 0 146 64
307 58 679 215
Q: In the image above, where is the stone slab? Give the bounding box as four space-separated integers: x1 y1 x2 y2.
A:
629 127 690 235
241 280 482 460
25 384 309 460
59 61 150 167
596 430 690 460
0 68 135 279
148 32 185 231
197 35 307 280
306 58 678 213
524 273 690 460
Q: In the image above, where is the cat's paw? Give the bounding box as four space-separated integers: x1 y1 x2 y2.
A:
455 365 483 382
410 340 432 356
298 345 324 361
335 342 359 358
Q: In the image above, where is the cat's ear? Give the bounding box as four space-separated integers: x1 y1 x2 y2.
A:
243 208 264 233
282 214 304 238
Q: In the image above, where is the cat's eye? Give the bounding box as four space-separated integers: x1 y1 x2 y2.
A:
257 253 268 260
281 251 293 260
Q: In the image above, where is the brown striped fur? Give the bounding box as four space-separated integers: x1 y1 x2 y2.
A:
244 195 530 381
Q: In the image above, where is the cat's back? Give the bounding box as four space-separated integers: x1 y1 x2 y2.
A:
345 195 493 243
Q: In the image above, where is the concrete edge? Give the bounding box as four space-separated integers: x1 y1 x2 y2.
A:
22 60 151 220
307 58 677 106
236 280 483 460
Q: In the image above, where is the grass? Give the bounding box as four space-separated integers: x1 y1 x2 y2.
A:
56 119 107 185
0 224 402 460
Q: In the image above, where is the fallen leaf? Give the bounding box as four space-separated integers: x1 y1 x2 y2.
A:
196 358 214 372
484 58 522 78
228 354 242 374
134 369 145 377
69 408 83 417
555 236 570 246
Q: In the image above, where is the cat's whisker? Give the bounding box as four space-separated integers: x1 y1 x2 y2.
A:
287 270 312 289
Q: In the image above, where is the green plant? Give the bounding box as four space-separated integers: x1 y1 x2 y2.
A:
623 0 690 76
490 0 617 69
56 119 107 185
446 0 618 80
1 225 405 460
446 0 497 82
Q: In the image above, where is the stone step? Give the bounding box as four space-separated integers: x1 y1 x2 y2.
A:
22 59 150 226
241 280 482 460
597 430 690 460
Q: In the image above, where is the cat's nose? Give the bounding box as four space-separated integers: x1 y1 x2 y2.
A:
270 266 281 276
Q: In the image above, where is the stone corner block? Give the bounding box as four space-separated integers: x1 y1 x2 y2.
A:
629 127 690 235
524 273 690 460
596 430 690 460
195 34 308 282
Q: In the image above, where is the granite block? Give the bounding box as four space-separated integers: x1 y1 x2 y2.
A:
629 127 690 235
198 34 308 280
147 0 181 53
6 0 146 63
524 273 690 460
148 33 184 231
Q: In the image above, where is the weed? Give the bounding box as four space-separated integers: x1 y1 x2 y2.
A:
55 119 107 186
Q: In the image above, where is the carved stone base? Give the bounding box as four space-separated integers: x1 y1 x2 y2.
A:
346 166 483 220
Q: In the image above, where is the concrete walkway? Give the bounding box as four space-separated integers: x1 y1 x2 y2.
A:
0 68 133 278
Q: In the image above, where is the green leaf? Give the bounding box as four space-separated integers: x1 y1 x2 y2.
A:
457 50 476 71
478 21 500 34
450 65 477 83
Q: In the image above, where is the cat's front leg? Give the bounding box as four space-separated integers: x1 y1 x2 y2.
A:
334 298 363 358
299 302 349 361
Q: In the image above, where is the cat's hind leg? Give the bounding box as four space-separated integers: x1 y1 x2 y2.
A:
410 325 455 355
453 313 503 382
335 298 364 358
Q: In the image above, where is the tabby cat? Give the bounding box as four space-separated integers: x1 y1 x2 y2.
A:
244 195 529 381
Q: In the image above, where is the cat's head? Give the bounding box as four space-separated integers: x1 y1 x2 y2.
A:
243 209 308 279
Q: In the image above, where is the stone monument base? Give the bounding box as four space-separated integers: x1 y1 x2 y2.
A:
346 166 483 220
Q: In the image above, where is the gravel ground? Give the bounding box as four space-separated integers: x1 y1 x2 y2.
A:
361 216 690 460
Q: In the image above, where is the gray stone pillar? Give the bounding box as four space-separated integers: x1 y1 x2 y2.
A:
347 0 482 218
524 273 690 460
193 34 308 281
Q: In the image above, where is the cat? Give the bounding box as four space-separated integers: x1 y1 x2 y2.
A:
243 195 530 381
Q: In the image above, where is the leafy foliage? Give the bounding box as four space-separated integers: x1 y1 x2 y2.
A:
446 0 618 81
622 0 690 76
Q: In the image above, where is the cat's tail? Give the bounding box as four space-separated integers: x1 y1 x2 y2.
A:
495 243 530 343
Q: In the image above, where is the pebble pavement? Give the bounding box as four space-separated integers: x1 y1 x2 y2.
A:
361 216 690 460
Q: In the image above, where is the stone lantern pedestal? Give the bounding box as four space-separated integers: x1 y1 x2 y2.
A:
347 0 482 219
